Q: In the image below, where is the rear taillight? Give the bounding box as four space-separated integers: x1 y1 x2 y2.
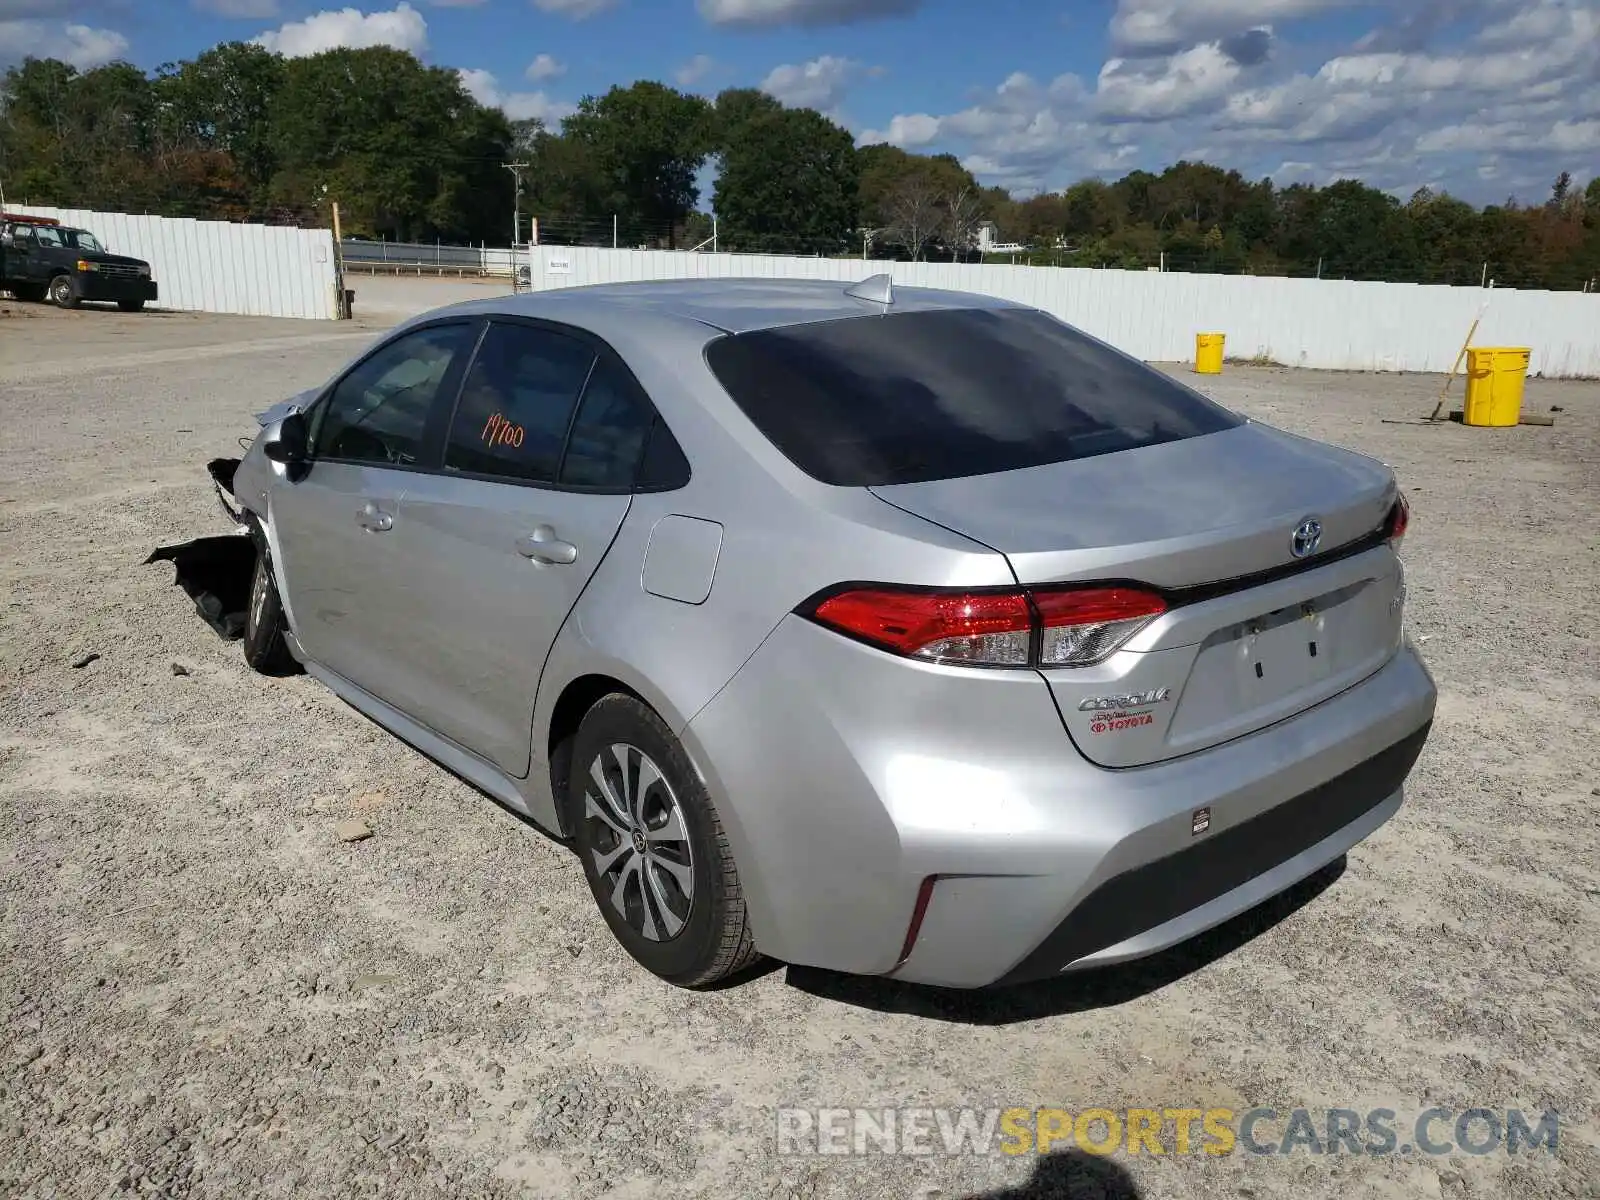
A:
1033 587 1168 667
805 584 1166 669
1386 493 1410 547
810 588 1033 666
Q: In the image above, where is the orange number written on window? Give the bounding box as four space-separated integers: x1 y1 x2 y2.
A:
481 412 525 449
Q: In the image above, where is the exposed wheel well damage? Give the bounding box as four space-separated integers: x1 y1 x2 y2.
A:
546 673 644 838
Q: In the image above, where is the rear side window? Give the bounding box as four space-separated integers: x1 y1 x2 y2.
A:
445 322 596 483
703 308 1242 486
558 358 654 488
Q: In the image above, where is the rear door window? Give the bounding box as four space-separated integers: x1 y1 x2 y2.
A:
703 307 1242 486
444 322 596 484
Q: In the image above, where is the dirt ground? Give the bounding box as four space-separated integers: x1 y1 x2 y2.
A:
2 302 1597 1200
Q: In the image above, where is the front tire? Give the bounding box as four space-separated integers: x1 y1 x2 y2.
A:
569 695 762 987
48 275 80 308
117 299 146 312
242 540 295 674
8 283 45 303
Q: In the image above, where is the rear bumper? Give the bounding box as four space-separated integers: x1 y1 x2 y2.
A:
79 274 157 303
684 616 1436 989
988 721 1426 985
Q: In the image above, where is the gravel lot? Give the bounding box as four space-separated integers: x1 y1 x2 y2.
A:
2 301 1597 1200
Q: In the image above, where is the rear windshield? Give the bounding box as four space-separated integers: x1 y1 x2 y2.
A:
703 307 1241 486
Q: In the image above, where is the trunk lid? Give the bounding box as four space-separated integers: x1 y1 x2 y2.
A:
869 422 1396 588
870 421 1406 767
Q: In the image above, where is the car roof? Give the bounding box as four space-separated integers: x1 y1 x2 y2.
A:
434 276 1024 337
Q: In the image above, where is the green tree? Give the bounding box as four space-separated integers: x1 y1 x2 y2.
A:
714 105 858 255
268 46 508 239
1314 179 1420 280
712 86 783 145
561 81 713 247
1061 179 1122 240
0 58 91 202
856 144 983 258
154 42 284 198
523 124 605 233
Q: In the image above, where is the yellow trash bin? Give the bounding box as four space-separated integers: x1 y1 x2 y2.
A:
1195 332 1225 374
1463 347 1532 427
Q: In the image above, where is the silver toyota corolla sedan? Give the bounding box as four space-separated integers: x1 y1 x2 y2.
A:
209 275 1436 990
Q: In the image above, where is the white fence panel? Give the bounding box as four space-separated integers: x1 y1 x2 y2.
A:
524 245 1600 377
11 205 340 320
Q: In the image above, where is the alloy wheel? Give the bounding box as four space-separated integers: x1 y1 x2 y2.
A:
248 553 269 639
583 742 695 942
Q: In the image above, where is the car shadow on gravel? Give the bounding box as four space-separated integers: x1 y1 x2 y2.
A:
784 857 1345 1025
964 1148 1143 1198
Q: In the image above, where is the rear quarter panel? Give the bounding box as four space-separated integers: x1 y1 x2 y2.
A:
529 328 1013 822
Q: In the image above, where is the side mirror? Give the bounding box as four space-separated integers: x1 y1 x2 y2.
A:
263 411 308 465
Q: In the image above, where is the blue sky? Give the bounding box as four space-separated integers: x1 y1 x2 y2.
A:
3 0 1597 205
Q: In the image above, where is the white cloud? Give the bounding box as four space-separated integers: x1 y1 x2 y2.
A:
861 0 1598 202
532 0 616 17
252 3 427 57
675 53 714 86
1544 118 1600 154
524 52 564 81
193 0 281 16
1096 42 1243 120
427 0 485 6
858 112 940 147
759 54 864 113
698 0 918 28
1110 0 1364 53
0 19 128 68
458 67 575 124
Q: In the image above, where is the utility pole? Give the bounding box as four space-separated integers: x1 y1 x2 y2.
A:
503 161 529 250
504 161 529 294
331 202 349 320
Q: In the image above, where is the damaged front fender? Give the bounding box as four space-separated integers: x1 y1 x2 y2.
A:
145 534 258 640
146 457 269 641
207 457 250 528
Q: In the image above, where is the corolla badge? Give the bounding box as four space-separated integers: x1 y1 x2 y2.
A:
1078 688 1172 712
1291 517 1323 559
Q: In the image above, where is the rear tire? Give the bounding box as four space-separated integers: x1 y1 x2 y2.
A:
117 299 146 313
242 540 296 675
48 274 79 309
569 695 762 987
8 283 45 303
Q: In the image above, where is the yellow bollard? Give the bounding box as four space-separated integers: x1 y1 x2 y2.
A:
1463 347 1531 427
1195 332 1225 374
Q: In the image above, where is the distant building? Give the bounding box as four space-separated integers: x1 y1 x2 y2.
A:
976 221 1029 255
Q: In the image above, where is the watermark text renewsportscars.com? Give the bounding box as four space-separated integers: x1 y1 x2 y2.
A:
775 1106 1560 1158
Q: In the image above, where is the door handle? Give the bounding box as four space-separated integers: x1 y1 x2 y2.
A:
517 525 577 565
357 502 393 533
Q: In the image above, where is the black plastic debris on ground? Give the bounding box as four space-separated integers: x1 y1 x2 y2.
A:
144 535 257 640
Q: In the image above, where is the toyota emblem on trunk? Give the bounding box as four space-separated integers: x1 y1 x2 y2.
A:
1291 518 1323 558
